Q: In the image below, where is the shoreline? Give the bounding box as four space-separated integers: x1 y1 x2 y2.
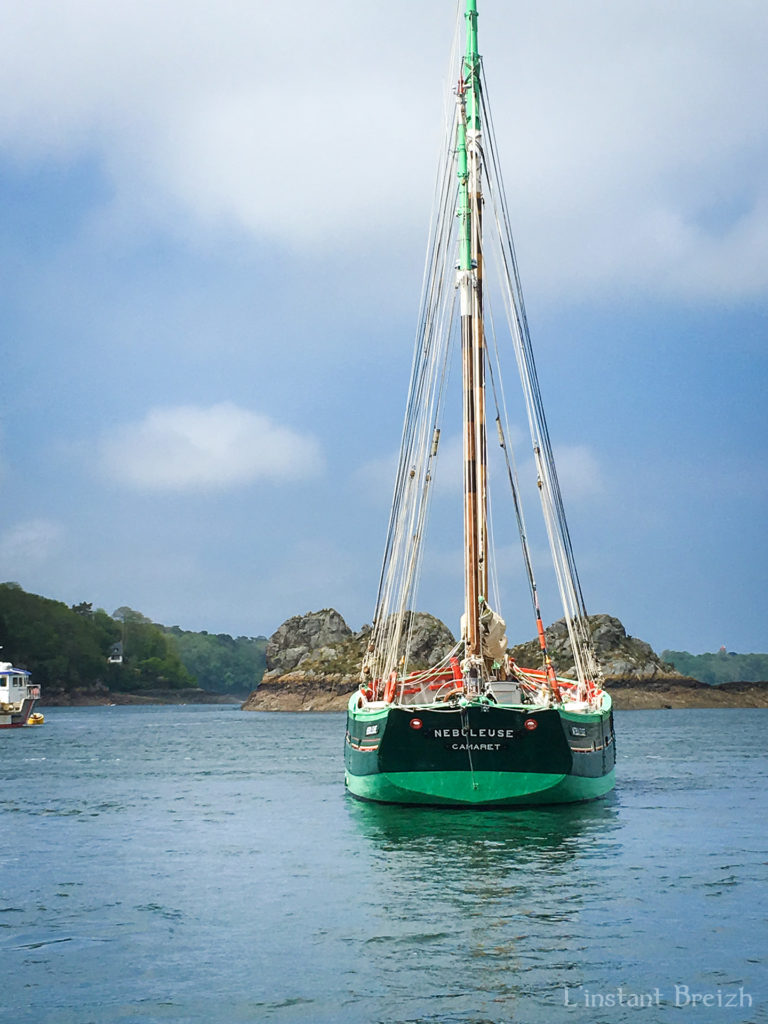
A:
241 676 768 713
40 688 245 707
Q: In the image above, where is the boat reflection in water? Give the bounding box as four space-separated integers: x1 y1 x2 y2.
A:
344 794 623 1019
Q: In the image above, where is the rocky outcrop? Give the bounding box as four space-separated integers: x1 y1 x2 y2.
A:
506 614 768 707
509 614 682 682
265 608 353 674
242 609 455 711
399 612 457 668
242 672 355 712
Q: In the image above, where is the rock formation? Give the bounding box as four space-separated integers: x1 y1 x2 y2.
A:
381 611 456 670
265 608 353 675
509 614 682 682
241 609 455 711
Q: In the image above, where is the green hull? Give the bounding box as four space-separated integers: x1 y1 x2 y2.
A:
345 766 615 806
345 695 615 808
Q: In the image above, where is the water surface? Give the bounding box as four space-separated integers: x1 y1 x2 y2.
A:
1 706 766 1023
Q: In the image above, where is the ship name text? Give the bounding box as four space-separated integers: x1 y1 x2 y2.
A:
432 727 517 739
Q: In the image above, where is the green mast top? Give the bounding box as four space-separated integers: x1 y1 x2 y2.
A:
457 0 481 273
463 0 481 132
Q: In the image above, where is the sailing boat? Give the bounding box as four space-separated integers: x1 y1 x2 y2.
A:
344 0 616 806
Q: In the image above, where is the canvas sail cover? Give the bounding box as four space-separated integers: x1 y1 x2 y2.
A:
461 604 507 666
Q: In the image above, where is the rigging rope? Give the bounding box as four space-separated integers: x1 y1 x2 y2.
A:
363 28 603 703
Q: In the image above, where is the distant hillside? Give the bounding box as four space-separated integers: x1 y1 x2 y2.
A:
0 585 193 697
161 625 266 696
662 649 768 685
0 583 266 702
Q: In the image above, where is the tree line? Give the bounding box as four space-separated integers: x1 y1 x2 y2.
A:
0 583 266 697
662 649 768 685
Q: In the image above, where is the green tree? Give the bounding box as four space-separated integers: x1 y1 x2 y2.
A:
161 627 266 695
0 583 119 690
110 607 194 691
0 583 264 697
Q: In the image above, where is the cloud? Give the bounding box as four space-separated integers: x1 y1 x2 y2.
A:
1 2 767 301
0 1 444 249
0 519 63 569
100 402 323 491
483 1 768 301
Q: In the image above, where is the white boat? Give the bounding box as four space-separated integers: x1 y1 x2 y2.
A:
0 662 42 728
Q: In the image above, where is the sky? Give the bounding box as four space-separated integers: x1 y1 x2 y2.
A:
1 0 767 655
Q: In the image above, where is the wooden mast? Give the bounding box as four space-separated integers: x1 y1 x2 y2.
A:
458 0 486 681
